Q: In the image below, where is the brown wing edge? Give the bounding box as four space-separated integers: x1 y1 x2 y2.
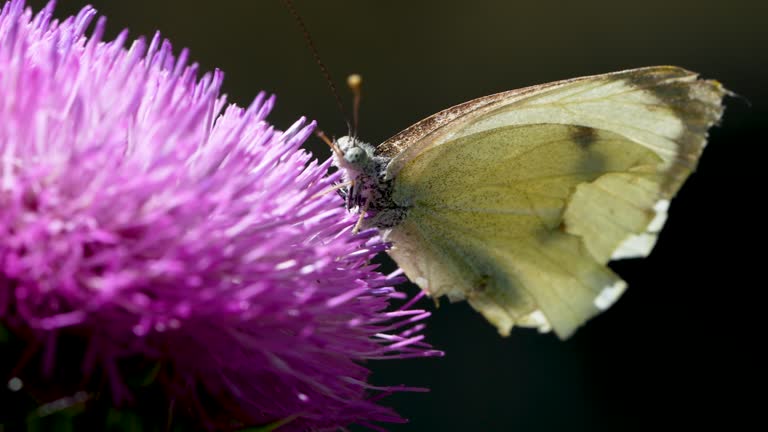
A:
626 69 726 196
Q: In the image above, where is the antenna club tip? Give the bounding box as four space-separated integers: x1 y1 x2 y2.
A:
347 74 363 90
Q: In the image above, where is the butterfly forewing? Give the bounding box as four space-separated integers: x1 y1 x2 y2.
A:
378 66 725 338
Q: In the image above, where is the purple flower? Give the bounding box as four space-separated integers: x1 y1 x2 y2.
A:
0 1 440 430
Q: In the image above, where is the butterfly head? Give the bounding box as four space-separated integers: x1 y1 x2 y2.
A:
334 136 380 179
334 136 375 172
331 136 405 227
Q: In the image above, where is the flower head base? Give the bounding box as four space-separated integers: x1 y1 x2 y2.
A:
0 1 439 429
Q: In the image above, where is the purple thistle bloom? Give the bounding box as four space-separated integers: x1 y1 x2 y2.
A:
0 1 440 430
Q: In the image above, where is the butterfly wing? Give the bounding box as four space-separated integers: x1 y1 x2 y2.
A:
380 66 725 338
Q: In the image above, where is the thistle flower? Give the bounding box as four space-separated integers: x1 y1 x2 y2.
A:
0 1 439 430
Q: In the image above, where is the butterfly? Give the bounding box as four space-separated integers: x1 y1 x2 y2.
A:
332 66 726 339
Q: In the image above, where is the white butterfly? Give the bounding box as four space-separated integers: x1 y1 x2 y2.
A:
333 66 725 338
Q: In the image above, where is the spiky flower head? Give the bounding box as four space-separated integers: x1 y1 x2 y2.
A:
0 1 439 430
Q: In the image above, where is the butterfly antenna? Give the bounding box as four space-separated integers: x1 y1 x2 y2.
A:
282 0 352 134
347 74 362 137
315 128 344 159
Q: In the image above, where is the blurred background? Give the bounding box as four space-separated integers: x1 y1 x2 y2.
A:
28 0 764 431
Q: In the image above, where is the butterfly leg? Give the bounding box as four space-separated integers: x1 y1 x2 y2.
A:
310 180 353 200
352 197 371 234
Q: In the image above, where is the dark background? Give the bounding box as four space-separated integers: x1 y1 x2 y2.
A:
28 1 764 431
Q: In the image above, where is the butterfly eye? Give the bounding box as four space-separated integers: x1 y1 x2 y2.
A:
343 147 369 166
